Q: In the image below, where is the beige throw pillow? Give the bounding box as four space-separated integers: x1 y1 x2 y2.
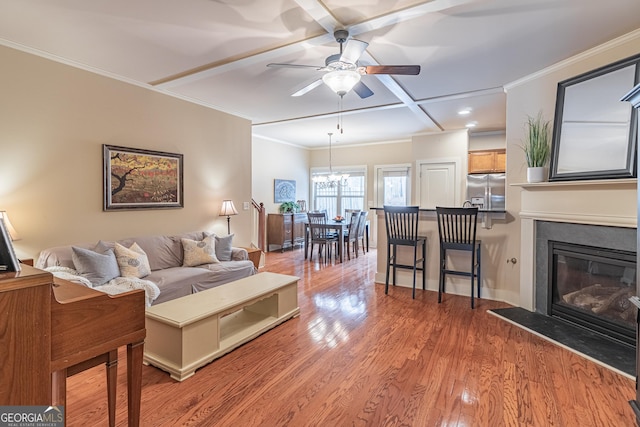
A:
114 242 151 278
181 235 219 267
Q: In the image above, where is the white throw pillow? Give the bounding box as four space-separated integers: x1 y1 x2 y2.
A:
181 235 219 267
114 242 151 278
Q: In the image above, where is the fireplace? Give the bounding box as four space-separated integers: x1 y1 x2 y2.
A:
535 221 637 346
549 241 636 345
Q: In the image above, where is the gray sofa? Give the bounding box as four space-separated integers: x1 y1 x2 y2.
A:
36 231 256 305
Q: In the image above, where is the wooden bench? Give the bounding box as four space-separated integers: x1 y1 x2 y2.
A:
143 272 300 381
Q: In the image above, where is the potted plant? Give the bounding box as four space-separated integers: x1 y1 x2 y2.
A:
522 111 552 183
279 201 300 213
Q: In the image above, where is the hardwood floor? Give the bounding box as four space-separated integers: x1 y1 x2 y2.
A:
65 248 636 426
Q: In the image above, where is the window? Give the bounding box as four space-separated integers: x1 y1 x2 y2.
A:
375 165 411 206
311 167 366 218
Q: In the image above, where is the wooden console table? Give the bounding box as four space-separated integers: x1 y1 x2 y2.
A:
144 272 300 381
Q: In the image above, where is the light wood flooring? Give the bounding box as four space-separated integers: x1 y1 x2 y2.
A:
66 247 636 426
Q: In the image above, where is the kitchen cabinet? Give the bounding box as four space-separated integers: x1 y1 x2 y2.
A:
468 149 506 173
267 213 306 252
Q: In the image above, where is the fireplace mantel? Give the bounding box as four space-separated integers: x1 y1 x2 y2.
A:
514 178 637 228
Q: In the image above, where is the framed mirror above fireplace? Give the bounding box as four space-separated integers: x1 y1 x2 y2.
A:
549 53 640 181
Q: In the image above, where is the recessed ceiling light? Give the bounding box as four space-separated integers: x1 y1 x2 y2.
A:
465 121 477 128
458 108 472 115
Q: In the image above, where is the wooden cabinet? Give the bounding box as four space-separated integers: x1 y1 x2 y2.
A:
267 213 306 252
468 149 506 173
0 266 53 405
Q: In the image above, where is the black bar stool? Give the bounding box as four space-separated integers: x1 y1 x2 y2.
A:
383 205 427 299
436 206 481 308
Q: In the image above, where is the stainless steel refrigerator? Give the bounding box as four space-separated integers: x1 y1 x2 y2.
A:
466 173 505 211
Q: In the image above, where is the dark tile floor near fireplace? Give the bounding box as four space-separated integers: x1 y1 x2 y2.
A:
489 307 635 377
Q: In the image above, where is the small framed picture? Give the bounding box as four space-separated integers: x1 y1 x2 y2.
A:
274 179 296 203
0 218 20 272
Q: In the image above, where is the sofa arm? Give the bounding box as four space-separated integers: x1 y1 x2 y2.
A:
231 247 248 261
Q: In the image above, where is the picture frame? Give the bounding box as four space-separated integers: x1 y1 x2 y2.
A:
103 145 184 210
274 179 296 203
0 218 20 272
549 53 640 181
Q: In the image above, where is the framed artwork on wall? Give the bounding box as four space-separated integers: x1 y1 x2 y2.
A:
274 179 296 203
103 145 184 210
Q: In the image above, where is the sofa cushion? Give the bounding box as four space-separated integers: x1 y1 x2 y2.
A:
145 266 219 304
114 242 151 278
71 243 120 286
182 235 219 267
215 234 234 261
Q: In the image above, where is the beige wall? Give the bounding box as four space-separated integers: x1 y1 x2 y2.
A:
469 132 506 151
0 45 253 260
252 136 310 214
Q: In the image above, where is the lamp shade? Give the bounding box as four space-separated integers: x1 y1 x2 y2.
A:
0 211 19 241
219 200 238 216
322 70 361 96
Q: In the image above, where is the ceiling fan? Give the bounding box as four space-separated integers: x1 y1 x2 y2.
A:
267 29 420 99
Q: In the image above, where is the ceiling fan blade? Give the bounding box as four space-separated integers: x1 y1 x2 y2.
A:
358 65 421 75
267 63 324 70
340 39 369 64
353 81 374 99
292 78 324 97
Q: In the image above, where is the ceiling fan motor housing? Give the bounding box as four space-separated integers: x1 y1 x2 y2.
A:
334 29 349 44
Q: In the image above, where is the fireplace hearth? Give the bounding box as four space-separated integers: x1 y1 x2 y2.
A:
549 241 636 346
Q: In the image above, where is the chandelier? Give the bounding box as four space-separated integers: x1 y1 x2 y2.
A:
312 132 349 189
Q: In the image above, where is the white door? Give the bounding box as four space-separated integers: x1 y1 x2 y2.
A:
418 162 456 208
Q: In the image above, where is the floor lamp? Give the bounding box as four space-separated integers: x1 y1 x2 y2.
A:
219 200 238 235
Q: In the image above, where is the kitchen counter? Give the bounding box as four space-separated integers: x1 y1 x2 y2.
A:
370 207 506 229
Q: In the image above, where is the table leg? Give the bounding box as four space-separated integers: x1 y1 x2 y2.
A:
51 369 66 424
338 226 344 263
304 226 309 259
127 341 144 427
366 223 369 252
106 350 118 427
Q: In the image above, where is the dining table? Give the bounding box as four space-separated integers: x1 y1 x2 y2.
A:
303 219 369 263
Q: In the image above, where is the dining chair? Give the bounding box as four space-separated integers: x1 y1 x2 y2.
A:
435 206 482 308
383 206 427 299
356 211 368 254
307 212 338 263
342 212 360 260
344 209 360 224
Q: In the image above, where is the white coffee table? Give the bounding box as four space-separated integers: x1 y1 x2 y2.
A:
144 272 300 381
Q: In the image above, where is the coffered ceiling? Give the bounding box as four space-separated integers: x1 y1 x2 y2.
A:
1 0 639 147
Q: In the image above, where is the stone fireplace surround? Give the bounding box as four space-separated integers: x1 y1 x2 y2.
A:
534 221 636 315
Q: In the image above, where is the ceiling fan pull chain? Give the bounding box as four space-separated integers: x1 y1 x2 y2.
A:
340 96 344 134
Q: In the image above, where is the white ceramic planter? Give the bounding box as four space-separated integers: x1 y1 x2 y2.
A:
527 166 546 183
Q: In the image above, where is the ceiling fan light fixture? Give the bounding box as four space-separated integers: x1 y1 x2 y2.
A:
322 70 361 96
